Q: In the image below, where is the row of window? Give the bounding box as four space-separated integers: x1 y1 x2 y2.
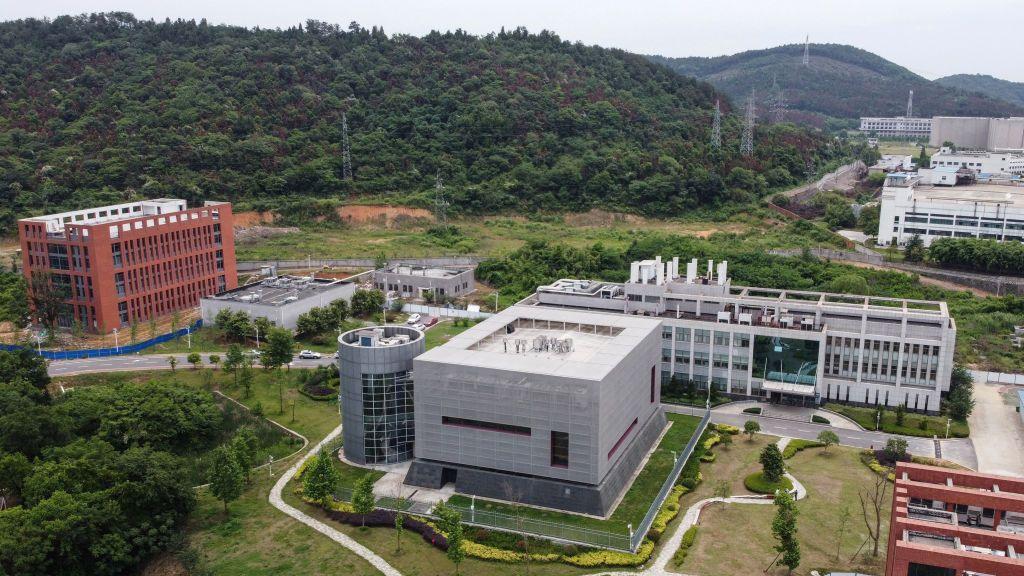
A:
663 327 750 348
111 223 221 268
362 371 415 464
112 251 224 297
117 276 226 326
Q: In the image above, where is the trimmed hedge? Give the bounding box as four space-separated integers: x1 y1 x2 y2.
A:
743 472 793 494
714 423 740 435
742 406 762 414
672 526 699 566
782 439 824 459
811 414 830 424
700 452 716 463
702 433 721 451
859 450 896 482
648 485 687 542
562 540 655 568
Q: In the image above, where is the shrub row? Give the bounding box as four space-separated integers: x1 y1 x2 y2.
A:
562 540 655 568
672 526 699 566
714 423 740 435
743 472 793 494
298 384 338 401
699 452 716 463
742 406 762 414
859 450 896 482
648 485 688 542
702 433 721 451
811 414 830 424
782 440 824 459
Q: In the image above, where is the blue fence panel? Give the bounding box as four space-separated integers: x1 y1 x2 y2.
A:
2 320 203 360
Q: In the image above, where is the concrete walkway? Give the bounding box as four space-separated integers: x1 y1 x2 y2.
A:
268 424 403 576
713 400 861 430
969 379 1024 477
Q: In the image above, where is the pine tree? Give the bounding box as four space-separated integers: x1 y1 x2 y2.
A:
759 443 785 483
209 446 244 514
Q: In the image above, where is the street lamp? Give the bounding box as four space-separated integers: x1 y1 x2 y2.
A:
186 324 191 349
494 289 500 313
112 328 119 353
946 418 951 439
35 333 43 355
876 409 881 431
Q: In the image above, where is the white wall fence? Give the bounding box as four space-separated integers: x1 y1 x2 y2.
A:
237 256 483 272
402 303 493 320
971 370 1024 386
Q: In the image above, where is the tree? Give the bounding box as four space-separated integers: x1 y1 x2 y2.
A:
187 352 202 370
904 234 925 262
684 378 697 401
148 316 158 339
253 316 272 346
744 420 760 440
28 271 68 333
128 321 138 344
230 428 258 483
718 429 733 449
947 365 975 421
771 490 800 573
817 430 839 453
895 402 906 426
302 449 340 506
713 479 731 499
224 344 244 385
435 502 465 575
209 446 244 514
208 354 220 370
261 327 294 371
351 289 386 318
167 356 177 372
833 503 851 561
859 466 890 557
170 310 181 335
916 145 930 168
352 473 377 527
884 437 908 461
394 490 407 553
239 364 254 399
825 274 870 296
759 443 785 483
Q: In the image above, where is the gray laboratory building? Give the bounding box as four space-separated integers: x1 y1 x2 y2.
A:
338 326 425 465
405 306 665 516
199 275 355 329
372 263 475 299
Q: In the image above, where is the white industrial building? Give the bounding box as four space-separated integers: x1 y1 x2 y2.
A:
200 274 355 329
859 117 933 139
521 257 957 415
930 147 1024 176
877 171 1024 247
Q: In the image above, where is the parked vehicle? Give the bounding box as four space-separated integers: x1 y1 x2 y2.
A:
424 316 439 327
413 323 426 331
406 313 422 324
298 350 322 359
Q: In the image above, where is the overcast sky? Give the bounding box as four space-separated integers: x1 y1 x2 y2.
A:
4 0 1024 82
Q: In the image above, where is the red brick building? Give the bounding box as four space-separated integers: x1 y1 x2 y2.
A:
886 461 1024 576
19 199 237 333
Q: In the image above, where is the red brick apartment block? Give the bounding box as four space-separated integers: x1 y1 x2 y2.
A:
886 461 1024 576
18 199 236 333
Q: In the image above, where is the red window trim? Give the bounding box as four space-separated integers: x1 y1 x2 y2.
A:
607 417 639 460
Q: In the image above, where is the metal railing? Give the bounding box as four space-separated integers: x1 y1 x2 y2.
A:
629 409 710 550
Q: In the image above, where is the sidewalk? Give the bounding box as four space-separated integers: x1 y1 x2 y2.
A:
712 400 861 430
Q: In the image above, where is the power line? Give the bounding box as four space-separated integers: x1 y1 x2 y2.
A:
711 99 722 149
740 89 756 157
802 35 810 66
769 75 786 124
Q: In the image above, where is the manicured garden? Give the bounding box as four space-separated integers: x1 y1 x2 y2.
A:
824 403 970 438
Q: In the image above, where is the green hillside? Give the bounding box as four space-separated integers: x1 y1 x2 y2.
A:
650 44 1024 123
935 74 1024 108
0 13 850 228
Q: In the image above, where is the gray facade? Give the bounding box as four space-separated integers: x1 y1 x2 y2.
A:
373 263 475 299
406 307 664 516
339 325 425 465
200 275 355 329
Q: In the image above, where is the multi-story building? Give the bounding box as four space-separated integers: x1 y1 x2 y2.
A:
200 274 355 330
338 325 425 465
406 306 664 515
18 199 236 332
929 116 1024 151
930 147 1024 176
886 462 1024 576
878 172 1024 247
522 257 956 414
860 117 933 139
372 263 475 300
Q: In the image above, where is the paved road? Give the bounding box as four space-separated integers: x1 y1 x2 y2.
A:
664 404 978 470
48 352 335 377
968 379 1024 477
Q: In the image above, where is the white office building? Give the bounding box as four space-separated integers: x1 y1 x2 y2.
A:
859 117 933 139
522 257 957 415
878 172 1024 247
930 147 1024 176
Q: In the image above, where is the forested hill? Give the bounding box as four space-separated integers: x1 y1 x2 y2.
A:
0 13 845 227
650 44 1024 124
935 74 1024 108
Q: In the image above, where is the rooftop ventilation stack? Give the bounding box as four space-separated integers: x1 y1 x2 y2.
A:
717 261 729 286
672 257 679 281
686 259 697 284
655 256 664 285
630 261 640 284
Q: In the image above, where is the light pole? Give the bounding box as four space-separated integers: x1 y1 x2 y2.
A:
113 328 119 353
876 409 881 431
268 455 274 478
494 290 500 313
254 321 260 349
946 418 951 439
186 324 191 349
35 333 42 355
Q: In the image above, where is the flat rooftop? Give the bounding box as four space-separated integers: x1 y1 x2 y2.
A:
911 183 1024 207
416 306 661 380
21 199 191 231
205 275 351 307
380 264 468 278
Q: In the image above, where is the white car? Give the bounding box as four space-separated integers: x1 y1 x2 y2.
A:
406 313 422 324
298 350 322 359
412 323 426 331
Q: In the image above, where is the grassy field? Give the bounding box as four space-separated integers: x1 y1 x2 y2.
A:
233 209 815 261
424 319 473 349
676 444 891 576
824 403 970 438
449 413 702 534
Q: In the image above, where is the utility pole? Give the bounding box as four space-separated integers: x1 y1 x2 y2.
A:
710 99 722 149
434 171 449 228
802 35 810 66
341 111 353 181
740 89 756 157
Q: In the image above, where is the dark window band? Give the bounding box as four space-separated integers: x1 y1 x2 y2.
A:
608 417 639 460
442 416 531 436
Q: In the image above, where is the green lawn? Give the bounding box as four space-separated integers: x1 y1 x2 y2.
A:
824 403 969 438
448 413 702 534
424 319 473 349
677 444 891 576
